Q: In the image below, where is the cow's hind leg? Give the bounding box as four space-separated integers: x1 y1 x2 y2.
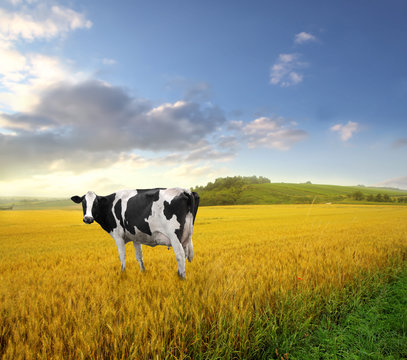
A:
169 234 186 279
133 242 146 272
110 232 126 272
181 213 194 263
186 240 194 263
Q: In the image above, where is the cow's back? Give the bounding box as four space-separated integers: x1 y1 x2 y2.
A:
113 188 195 244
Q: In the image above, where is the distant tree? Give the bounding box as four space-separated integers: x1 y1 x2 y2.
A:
192 176 271 193
305 181 312 184
383 194 391 202
352 190 364 201
366 194 375 202
258 176 271 184
375 193 383 202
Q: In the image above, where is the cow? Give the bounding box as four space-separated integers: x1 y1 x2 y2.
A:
71 188 199 279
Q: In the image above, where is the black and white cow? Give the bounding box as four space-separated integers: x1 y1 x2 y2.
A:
71 188 199 279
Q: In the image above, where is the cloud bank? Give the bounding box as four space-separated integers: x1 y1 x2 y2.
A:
376 176 407 190
0 80 227 180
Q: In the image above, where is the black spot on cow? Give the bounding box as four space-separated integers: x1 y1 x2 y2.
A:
92 193 117 233
114 199 125 229
124 189 161 236
81 198 87 215
163 192 189 241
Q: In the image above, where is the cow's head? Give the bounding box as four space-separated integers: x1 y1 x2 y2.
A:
71 191 99 224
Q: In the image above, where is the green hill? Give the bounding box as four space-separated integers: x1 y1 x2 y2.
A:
192 177 407 206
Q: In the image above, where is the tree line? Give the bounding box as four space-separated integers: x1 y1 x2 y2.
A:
191 176 271 206
192 176 270 193
350 191 407 203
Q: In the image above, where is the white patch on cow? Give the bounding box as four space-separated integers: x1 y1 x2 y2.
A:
147 189 181 237
118 189 138 230
84 191 96 218
111 193 124 232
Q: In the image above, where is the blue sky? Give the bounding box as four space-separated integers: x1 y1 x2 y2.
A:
0 0 406 196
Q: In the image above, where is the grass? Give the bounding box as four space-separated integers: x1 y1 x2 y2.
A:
290 268 407 359
195 182 407 206
0 204 406 359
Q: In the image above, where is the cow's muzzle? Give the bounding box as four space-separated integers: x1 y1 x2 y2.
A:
83 216 94 224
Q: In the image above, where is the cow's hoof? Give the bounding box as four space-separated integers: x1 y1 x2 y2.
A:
177 271 186 280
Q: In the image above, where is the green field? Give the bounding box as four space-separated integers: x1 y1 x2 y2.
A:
193 180 407 206
240 183 407 204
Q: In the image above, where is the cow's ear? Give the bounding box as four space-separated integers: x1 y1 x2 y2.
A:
71 195 83 204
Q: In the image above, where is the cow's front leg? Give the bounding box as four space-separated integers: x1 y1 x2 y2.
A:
133 242 145 272
169 235 186 279
110 232 126 272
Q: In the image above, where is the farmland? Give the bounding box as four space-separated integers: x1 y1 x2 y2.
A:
1 205 407 359
192 177 407 206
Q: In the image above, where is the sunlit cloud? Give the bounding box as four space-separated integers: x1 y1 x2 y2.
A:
0 4 91 42
0 2 92 112
234 116 307 150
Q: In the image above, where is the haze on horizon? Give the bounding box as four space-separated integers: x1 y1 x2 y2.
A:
1 0 406 197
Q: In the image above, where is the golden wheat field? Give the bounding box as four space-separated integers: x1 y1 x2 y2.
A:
1 204 407 359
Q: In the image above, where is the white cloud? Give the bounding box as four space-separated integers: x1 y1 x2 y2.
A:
295 32 317 44
270 31 318 87
0 2 91 112
0 40 27 82
270 53 306 87
0 5 91 42
238 116 307 150
0 52 88 112
331 121 359 141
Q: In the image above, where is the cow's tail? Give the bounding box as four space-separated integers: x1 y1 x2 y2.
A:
190 191 200 225
183 191 199 262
